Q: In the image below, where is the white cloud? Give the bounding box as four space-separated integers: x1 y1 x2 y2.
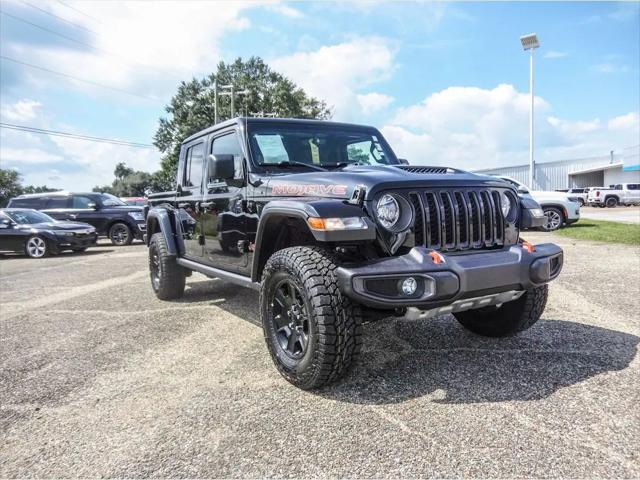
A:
356 92 394 115
0 99 43 122
382 84 639 169
265 3 304 18
592 63 629 74
544 51 568 59
0 147 64 165
271 37 397 120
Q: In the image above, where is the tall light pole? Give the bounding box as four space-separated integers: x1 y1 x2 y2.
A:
219 84 250 119
520 33 539 189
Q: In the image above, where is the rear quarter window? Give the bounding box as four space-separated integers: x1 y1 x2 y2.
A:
8 197 45 208
627 184 639 190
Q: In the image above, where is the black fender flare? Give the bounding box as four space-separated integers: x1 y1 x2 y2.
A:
251 200 376 282
146 207 178 256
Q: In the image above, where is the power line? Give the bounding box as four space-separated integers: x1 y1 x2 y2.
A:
56 0 104 26
17 0 97 35
0 55 163 103
1 10 182 81
0 123 156 148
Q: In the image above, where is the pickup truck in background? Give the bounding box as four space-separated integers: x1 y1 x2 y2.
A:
555 188 587 206
587 183 640 208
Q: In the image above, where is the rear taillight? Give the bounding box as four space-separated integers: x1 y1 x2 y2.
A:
596 191 600 197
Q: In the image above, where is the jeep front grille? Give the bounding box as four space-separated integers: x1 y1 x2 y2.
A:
409 189 505 251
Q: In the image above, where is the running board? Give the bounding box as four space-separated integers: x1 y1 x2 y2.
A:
176 258 260 290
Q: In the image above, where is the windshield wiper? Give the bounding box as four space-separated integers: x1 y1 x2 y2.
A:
259 161 328 172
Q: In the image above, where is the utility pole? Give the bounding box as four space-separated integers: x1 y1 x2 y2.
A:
520 33 540 190
251 111 277 118
219 84 250 119
214 81 218 124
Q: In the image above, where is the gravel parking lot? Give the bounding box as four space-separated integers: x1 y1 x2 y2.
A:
1 233 639 478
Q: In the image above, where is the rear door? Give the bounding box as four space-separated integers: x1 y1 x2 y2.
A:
177 140 206 259
41 196 71 220
627 184 640 203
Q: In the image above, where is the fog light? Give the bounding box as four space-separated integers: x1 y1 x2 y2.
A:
401 277 418 296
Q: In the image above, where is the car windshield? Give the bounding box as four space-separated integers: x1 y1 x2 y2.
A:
247 124 398 169
99 193 127 206
7 210 56 224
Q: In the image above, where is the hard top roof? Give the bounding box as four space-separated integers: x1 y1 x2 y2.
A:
182 117 379 145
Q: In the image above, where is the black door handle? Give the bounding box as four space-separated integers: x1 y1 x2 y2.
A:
177 202 190 208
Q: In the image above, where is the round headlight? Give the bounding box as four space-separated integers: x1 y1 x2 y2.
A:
500 192 512 218
376 194 400 229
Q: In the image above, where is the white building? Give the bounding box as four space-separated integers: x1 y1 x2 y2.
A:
474 145 640 190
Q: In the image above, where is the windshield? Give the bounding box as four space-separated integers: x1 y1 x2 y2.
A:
7 210 56 224
99 193 127 206
247 124 398 169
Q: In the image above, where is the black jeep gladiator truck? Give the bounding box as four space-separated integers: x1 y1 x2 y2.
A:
146 117 562 389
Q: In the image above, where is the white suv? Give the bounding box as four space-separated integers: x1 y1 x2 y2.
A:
494 176 581 231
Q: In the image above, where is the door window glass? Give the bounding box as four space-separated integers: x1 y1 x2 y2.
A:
183 143 204 189
45 196 69 209
627 184 639 190
72 195 94 209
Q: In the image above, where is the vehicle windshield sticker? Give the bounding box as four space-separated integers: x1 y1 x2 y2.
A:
271 184 349 196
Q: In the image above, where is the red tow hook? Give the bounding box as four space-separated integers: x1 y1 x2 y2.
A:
428 251 445 264
520 240 536 253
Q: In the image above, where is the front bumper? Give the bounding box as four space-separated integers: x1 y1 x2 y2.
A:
336 243 563 309
53 232 98 251
133 221 147 239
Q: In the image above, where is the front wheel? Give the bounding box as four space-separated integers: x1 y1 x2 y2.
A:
454 285 548 337
260 246 362 390
541 207 563 231
24 236 48 258
149 233 186 300
109 222 133 246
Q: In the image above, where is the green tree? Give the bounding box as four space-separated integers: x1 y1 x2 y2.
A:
114 162 134 180
93 163 166 196
0 168 60 207
153 57 331 186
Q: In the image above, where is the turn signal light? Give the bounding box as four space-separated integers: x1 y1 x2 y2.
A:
428 251 445 264
521 241 535 253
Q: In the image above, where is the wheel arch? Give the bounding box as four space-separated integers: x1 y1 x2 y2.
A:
146 207 178 256
539 203 567 221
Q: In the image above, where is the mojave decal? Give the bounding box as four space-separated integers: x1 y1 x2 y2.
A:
271 184 349 197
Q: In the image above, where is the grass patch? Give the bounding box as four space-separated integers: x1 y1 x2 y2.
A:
556 219 640 245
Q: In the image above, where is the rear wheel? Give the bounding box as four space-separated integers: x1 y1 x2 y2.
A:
541 207 563 231
605 197 618 208
109 222 133 246
24 236 48 258
454 285 548 337
149 232 186 300
260 246 362 390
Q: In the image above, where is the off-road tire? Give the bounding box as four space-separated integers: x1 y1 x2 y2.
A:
454 285 548 337
260 246 363 390
149 232 186 300
605 197 618 208
109 222 133 246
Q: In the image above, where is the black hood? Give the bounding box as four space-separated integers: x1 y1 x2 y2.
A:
258 165 512 200
100 205 144 213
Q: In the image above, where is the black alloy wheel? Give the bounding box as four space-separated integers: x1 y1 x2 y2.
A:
270 278 310 359
109 222 132 246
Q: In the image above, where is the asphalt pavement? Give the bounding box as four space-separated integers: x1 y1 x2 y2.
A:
1 233 639 478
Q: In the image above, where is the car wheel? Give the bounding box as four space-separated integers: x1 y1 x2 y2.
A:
24 235 49 258
260 246 362 390
149 232 186 300
605 197 618 208
109 222 133 246
541 207 563 231
454 285 548 337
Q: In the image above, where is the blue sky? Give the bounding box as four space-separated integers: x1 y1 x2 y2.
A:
1 1 638 190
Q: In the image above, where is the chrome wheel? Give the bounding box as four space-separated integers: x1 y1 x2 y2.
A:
543 209 562 231
26 236 47 258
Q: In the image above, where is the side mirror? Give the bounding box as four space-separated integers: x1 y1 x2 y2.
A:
398 158 410 165
87 202 98 210
0 218 15 229
517 186 530 194
208 154 235 181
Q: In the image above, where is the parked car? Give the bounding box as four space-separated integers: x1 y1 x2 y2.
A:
587 183 640 207
492 176 581 231
7 191 146 246
121 196 148 206
0 209 98 258
145 117 562 390
555 188 587 206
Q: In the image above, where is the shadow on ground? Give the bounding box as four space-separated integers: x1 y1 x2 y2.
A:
182 279 639 405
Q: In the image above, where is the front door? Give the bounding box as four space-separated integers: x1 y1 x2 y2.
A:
177 141 206 260
201 130 248 273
